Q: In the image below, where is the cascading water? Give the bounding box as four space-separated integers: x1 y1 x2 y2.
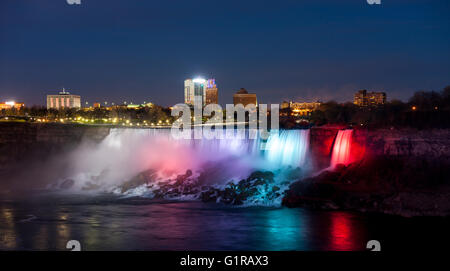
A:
101 128 310 171
330 129 353 169
263 129 309 168
52 128 311 206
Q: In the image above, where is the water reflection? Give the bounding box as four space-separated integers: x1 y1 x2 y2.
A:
328 212 359 251
0 197 442 251
0 207 17 249
261 208 308 250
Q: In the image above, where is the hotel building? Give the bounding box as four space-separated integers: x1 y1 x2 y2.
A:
205 79 218 105
354 90 386 106
184 78 218 106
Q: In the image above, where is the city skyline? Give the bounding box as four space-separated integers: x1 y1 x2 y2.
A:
11 83 390 109
1 0 450 106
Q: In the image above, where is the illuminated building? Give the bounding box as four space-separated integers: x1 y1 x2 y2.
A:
185 78 205 106
281 101 290 109
282 101 321 116
0 101 25 110
205 79 218 105
354 90 386 106
47 88 81 110
184 79 194 105
233 88 257 107
126 104 141 109
185 78 217 106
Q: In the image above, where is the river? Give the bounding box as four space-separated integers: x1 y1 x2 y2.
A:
1 194 447 251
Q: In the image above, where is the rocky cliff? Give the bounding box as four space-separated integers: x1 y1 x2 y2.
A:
286 127 450 217
0 123 110 175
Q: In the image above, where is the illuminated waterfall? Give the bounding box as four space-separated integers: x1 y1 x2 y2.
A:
263 129 310 168
58 128 314 199
104 128 310 168
72 127 314 190
330 129 353 169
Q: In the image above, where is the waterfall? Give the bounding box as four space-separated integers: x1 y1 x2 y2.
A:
47 128 314 205
263 129 310 168
99 128 312 174
104 128 310 168
60 128 312 193
330 129 353 169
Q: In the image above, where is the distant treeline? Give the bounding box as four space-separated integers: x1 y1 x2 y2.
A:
310 85 450 129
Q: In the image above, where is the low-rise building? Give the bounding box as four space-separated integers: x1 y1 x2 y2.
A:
47 88 81 110
233 88 257 107
0 101 25 110
280 101 321 116
354 90 386 106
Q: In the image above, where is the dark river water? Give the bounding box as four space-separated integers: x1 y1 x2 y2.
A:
0 194 448 251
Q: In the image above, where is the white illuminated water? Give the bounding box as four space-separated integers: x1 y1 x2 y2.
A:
53 128 311 205
103 128 310 170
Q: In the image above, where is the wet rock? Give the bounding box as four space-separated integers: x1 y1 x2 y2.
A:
82 181 101 191
175 169 193 185
283 156 450 217
60 179 74 190
119 169 284 206
200 170 279 205
201 189 219 202
119 169 157 192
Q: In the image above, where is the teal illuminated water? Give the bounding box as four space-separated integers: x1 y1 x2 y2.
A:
0 194 447 251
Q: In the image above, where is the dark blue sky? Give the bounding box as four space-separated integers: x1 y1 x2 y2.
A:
1 0 449 106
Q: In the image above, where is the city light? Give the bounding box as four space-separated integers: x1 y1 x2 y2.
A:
5 101 15 106
193 78 206 83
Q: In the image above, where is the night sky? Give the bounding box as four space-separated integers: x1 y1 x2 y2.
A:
1 0 449 107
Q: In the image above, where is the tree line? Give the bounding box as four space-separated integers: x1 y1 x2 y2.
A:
310 85 450 129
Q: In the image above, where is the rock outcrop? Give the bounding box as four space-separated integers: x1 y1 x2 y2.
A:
117 169 287 206
283 156 450 217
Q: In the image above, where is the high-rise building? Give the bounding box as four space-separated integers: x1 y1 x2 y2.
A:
354 90 386 106
233 88 257 107
205 79 218 105
184 79 195 105
47 88 81 110
185 78 217 106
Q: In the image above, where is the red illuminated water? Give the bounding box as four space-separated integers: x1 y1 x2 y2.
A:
1 195 447 251
330 129 353 169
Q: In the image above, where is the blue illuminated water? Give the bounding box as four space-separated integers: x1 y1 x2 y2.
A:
263 129 309 168
0 195 447 251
